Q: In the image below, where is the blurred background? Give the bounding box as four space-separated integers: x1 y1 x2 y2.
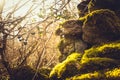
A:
0 0 81 70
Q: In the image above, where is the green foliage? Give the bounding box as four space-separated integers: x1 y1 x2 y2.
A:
49 53 82 79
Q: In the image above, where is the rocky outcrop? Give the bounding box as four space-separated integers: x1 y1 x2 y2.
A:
56 9 120 61
50 42 120 80
88 0 120 12
51 0 120 80
82 9 120 45
77 0 90 17
56 20 88 61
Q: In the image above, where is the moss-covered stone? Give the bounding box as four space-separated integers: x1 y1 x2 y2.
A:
56 20 83 39
58 39 75 56
67 68 120 80
105 68 120 80
88 0 120 12
66 71 105 80
77 0 90 17
51 41 120 79
82 9 120 45
54 1 120 80
82 41 120 60
49 53 82 80
79 57 119 74
58 38 88 61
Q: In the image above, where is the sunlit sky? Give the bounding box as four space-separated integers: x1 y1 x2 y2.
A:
0 0 81 22
1 0 51 22
2 0 40 17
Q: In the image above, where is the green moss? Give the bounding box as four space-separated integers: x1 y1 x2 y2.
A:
66 68 120 80
49 53 82 79
66 71 104 80
88 0 95 12
56 19 84 39
79 58 119 74
51 41 120 80
38 67 51 78
105 68 120 79
58 38 88 62
58 39 75 56
82 9 120 45
57 38 77 62
84 9 120 27
79 17 86 22
90 9 119 27
82 42 120 60
80 42 120 73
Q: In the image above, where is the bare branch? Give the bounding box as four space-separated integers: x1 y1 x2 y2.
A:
0 0 5 20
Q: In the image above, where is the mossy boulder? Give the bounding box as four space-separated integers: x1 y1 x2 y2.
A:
56 19 89 62
58 39 88 61
49 53 82 80
66 71 105 80
82 9 120 45
82 41 120 60
50 42 120 79
54 1 120 80
56 20 83 39
88 0 120 12
79 42 120 74
77 0 90 17
67 68 120 80
79 57 119 74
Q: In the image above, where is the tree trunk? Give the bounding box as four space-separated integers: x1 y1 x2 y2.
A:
0 34 13 79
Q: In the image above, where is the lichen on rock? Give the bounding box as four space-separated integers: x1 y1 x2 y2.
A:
52 1 120 80
56 20 83 39
77 0 90 17
49 53 82 80
82 9 120 45
50 42 120 80
56 19 88 61
82 41 120 60
67 68 120 80
58 38 88 61
88 0 120 12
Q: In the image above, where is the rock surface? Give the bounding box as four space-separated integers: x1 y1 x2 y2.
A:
51 0 120 80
